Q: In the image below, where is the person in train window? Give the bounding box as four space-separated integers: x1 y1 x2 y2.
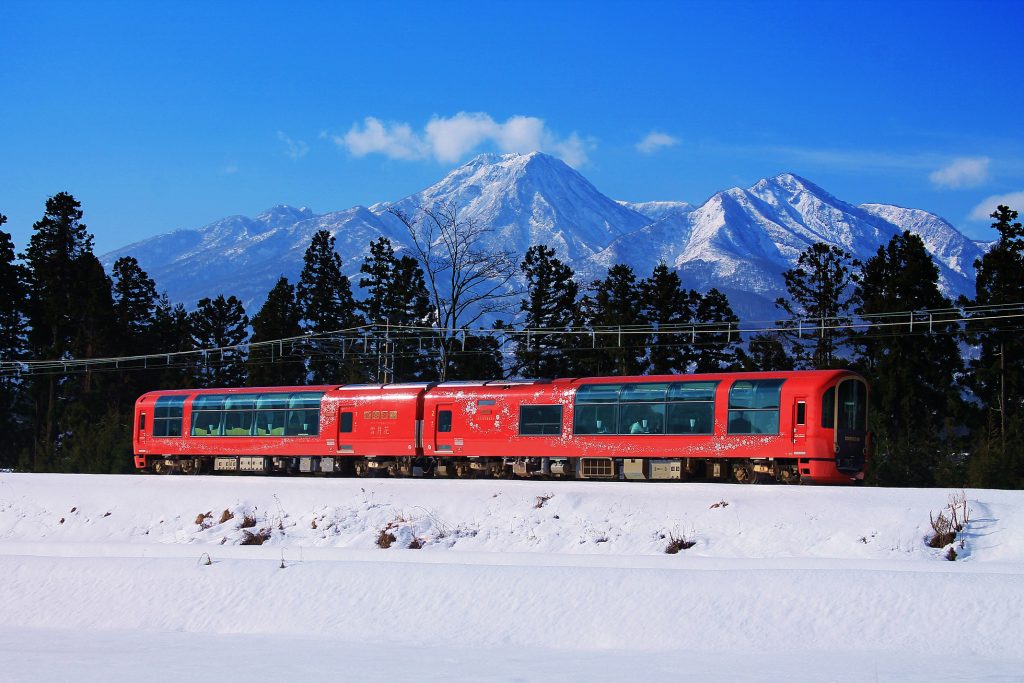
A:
730 411 752 434
630 420 646 434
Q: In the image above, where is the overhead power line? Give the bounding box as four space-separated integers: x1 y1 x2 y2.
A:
3 302 1024 378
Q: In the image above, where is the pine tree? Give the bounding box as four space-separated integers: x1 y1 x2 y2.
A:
152 294 194 388
247 276 306 387
21 193 117 471
853 231 963 486
692 288 741 372
775 242 859 369
742 332 794 371
579 264 649 376
515 245 579 378
111 256 159 354
0 214 30 468
962 205 1024 488
641 263 698 375
189 295 249 387
446 323 507 380
358 237 433 382
297 230 365 384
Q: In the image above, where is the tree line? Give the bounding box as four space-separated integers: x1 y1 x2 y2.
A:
1 193 1022 489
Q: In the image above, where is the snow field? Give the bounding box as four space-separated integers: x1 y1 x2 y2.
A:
0 473 1022 681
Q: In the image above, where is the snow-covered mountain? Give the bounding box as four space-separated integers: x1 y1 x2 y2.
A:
100 153 987 321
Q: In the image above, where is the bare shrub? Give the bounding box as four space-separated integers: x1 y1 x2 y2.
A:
195 511 212 527
928 510 956 548
240 514 257 529
945 547 958 561
408 538 423 549
665 530 696 554
198 552 212 566
534 494 553 509
377 528 397 549
241 528 271 545
710 500 729 509
218 509 234 524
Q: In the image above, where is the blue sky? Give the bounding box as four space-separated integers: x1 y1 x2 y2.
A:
1 0 1022 254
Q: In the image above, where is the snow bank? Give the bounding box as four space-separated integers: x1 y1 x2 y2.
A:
1 474 1021 681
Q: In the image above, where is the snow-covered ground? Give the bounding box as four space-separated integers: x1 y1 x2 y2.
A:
1 473 1021 681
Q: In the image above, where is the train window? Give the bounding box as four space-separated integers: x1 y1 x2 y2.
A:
618 403 666 434
796 402 806 425
438 410 452 433
285 409 319 436
620 383 668 402
574 404 617 435
256 410 287 436
519 405 563 435
666 403 714 434
667 381 718 402
728 380 784 435
838 380 867 431
289 392 323 408
478 399 496 406
223 409 254 436
138 414 146 431
192 410 224 437
821 387 835 428
575 384 621 403
256 394 288 410
153 395 186 437
340 412 353 433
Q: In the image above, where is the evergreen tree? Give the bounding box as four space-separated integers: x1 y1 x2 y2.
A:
358 237 433 381
962 205 1024 488
21 193 117 471
446 323 507 380
742 332 795 371
189 295 249 387
775 242 859 369
515 245 579 378
692 288 741 372
641 263 698 375
579 264 649 376
297 230 365 383
152 294 194 388
0 215 30 468
853 231 964 486
110 256 161 406
247 276 306 387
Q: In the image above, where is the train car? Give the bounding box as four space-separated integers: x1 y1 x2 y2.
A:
133 369 868 484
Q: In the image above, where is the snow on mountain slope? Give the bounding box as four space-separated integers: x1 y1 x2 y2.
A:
377 152 652 263
0 473 1021 681
100 157 983 322
595 173 979 319
618 199 695 222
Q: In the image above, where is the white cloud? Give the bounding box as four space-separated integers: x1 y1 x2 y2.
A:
336 112 591 167
277 131 309 161
929 157 990 188
969 191 1024 221
636 131 679 155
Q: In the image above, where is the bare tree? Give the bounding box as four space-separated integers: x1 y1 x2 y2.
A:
388 202 519 380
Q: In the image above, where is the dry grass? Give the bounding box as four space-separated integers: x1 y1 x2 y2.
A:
534 494 554 509
709 500 729 509
377 528 397 549
408 538 423 549
240 514 257 529
240 528 271 545
665 530 696 554
218 509 234 524
195 511 212 528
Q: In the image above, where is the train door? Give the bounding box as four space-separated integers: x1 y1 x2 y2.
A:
791 396 806 456
434 403 454 454
137 409 148 449
835 378 868 473
337 405 355 454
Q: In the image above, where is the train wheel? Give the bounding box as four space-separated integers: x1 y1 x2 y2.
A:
454 462 472 479
731 460 759 484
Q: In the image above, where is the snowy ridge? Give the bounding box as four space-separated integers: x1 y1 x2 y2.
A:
99 155 985 319
0 473 1021 681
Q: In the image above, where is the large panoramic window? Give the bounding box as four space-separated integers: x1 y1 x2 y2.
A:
727 379 784 435
574 381 719 435
191 392 323 437
152 395 187 437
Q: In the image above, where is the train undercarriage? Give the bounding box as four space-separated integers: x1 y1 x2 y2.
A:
145 454 805 483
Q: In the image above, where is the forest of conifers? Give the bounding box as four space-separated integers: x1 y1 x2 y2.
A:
1 192 1023 489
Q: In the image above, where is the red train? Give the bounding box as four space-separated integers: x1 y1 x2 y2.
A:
133 369 868 484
